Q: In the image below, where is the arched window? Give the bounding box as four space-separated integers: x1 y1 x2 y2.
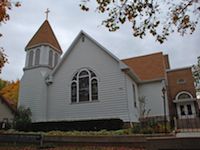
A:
176 91 193 100
175 91 195 118
91 79 98 100
71 82 77 103
54 53 58 67
28 50 34 67
48 50 53 67
178 93 191 99
79 70 89 102
35 49 40 65
71 69 98 103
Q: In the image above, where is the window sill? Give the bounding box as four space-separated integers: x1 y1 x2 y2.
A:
71 100 99 105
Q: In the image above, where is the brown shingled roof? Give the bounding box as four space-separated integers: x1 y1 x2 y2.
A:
122 52 166 81
25 20 62 53
0 95 16 113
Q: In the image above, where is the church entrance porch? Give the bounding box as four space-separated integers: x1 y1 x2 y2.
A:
173 91 200 131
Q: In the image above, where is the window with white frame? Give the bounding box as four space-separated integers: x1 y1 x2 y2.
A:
28 50 34 67
180 105 186 116
176 91 195 117
35 49 40 65
187 104 192 115
179 103 194 117
177 93 191 99
54 53 58 67
48 50 53 67
71 69 98 103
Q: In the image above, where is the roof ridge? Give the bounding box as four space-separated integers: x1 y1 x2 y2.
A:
46 20 62 52
121 52 163 61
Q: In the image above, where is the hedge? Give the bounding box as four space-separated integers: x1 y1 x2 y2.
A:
27 119 123 132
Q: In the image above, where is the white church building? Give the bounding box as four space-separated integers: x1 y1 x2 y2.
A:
19 19 171 124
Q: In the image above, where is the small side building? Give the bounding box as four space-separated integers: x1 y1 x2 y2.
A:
0 95 16 128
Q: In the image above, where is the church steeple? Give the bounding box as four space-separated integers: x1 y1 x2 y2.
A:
20 17 62 122
25 20 62 53
24 19 62 70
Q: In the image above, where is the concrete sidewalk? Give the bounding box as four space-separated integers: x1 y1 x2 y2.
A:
176 131 200 137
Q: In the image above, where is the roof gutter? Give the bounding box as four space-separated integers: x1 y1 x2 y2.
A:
121 67 141 83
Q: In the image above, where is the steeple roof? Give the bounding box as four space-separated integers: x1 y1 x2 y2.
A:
25 20 62 53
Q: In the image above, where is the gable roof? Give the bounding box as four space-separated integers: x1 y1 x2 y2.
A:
122 52 166 81
25 20 62 53
0 95 16 113
50 30 140 82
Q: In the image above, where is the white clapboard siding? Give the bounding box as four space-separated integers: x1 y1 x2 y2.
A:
19 68 49 122
47 35 131 122
124 75 140 122
138 80 168 116
0 99 14 122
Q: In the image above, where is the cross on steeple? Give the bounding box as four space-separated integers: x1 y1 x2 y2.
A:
45 8 50 20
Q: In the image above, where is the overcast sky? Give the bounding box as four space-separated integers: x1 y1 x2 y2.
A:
1 0 200 81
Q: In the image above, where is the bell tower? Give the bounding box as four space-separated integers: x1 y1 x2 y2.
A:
24 20 62 72
19 18 62 122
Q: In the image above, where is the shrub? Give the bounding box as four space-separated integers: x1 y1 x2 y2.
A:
13 106 32 131
140 127 154 134
29 118 123 132
131 119 171 134
131 123 141 134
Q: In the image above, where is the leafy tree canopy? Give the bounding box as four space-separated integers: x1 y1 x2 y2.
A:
193 56 200 92
0 79 19 108
80 0 200 43
0 78 9 90
0 48 8 73
0 0 21 73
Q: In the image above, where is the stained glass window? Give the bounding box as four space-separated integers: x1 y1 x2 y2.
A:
71 82 77 103
91 79 98 100
71 69 98 103
79 74 89 102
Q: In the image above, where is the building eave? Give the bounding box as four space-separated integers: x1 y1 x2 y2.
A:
166 66 192 72
25 43 62 54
